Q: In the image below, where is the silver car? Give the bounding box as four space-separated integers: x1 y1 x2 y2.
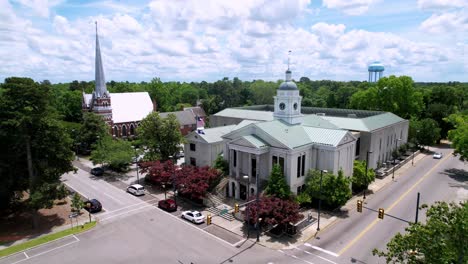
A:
127 184 145 196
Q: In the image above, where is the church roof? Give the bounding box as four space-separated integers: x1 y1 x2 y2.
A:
111 92 153 123
322 112 406 132
188 125 236 144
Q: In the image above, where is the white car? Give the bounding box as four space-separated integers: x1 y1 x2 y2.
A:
127 184 145 196
181 210 204 224
433 152 443 159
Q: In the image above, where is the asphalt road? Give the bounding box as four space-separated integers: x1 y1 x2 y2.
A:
280 147 467 264
2 148 465 264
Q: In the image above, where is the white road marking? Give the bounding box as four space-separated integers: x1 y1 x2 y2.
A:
294 246 337 264
278 250 315 264
103 192 124 204
97 198 157 217
72 235 80 242
99 202 157 222
11 239 79 264
304 243 339 257
23 252 28 259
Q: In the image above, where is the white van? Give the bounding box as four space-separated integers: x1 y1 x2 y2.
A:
127 184 145 196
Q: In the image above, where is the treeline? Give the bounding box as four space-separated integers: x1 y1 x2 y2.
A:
48 76 467 140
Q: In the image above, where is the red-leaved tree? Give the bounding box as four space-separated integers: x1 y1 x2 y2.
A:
176 165 220 200
139 160 176 186
244 195 301 228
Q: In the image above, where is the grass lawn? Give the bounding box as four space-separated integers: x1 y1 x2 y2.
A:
0 221 96 258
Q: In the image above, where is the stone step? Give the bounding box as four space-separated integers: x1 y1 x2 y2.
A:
206 207 235 221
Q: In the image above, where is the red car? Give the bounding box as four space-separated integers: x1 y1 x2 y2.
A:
158 199 177 212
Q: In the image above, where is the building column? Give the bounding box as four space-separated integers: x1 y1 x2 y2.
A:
236 151 240 178
234 181 240 199
256 154 260 194
368 71 371 82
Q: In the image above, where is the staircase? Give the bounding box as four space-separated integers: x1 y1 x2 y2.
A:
205 177 234 221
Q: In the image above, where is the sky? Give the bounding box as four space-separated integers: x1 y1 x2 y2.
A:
1 0 467 83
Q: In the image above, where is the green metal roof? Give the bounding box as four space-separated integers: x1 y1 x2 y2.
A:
254 120 348 148
214 108 273 121
195 125 236 143
322 112 405 132
242 135 269 148
301 115 339 129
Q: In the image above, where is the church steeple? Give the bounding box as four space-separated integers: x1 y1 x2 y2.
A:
95 21 108 98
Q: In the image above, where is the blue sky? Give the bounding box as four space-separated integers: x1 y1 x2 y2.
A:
1 0 467 83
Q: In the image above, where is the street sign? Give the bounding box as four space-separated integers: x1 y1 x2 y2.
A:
69 212 79 218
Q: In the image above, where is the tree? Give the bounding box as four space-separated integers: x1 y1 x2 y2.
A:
176 165 221 200
445 113 468 161
0 77 74 226
79 112 108 153
139 160 175 186
213 154 229 176
373 201 467 264
137 112 183 161
412 118 441 148
244 195 301 230
90 136 134 171
351 160 375 192
265 164 291 199
304 169 352 209
71 193 84 213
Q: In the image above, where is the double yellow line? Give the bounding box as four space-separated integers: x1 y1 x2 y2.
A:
338 154 451 255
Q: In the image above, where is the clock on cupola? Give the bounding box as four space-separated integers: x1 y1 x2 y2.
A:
273 52 303 124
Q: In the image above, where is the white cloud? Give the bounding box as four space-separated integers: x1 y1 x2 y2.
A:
14 0 62 18
322 0 381 15
417 0 467 9
420 9 468 33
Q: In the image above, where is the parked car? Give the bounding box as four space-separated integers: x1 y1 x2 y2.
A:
127 184 145 196
433 152 443 159
84 199 102 213
158 199 177 212
181 210 204 224
90 167 104 176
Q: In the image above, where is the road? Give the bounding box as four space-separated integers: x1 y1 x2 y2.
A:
1 148 465 264
280 147 467 264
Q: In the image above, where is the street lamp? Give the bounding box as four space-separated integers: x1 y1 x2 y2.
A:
317 169 327 231
132 146 140 184
392 138 401 181
255 171 260 242
363 151 373 200
162 184 167 200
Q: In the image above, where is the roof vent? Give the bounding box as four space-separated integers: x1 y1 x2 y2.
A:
348 114 357 118
317 113 326 116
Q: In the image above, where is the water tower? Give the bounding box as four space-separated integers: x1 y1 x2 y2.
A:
368 61 384 83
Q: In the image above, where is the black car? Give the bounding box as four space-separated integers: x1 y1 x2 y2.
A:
90 167 104 176
84 199 102 213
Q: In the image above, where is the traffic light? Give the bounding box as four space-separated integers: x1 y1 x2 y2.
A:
207 214 212 225
357 200 363 213
378 208 385 219
234 203 239 213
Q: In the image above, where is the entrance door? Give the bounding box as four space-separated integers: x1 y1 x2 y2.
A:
240 184 247 200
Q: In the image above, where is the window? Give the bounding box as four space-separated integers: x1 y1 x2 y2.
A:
272 155 278 168
190 157 196 166
355 138 360 156
379 138 382 151
233 150 237 167
130 124 135 135
301 154 306 176
113 126 118 137
251 158 256 176
297 186 302 194
190 143 196 151
279 157 285 174
297 156 301 178
400 130 403 139
122 125 127 137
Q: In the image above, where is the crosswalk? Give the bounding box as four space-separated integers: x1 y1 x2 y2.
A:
277 243 340 264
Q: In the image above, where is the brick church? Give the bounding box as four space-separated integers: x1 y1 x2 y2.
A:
82 23 154 138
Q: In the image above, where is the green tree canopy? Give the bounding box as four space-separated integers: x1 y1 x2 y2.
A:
137 112 184 161
265 164 291 199
373 201 467 264
305 169 352 209
445 113 468 161
352 160 375 191
90 136 134 171
411 118 441 147
0 77 74 225
79 112 109 153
